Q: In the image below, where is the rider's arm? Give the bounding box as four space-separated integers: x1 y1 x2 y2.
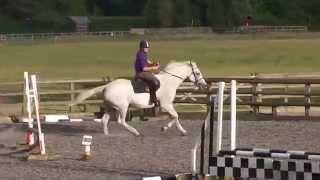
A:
143 63 159 72
137 51 159 72
142 57 159 72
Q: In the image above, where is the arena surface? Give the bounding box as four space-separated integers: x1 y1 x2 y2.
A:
0 119 320 180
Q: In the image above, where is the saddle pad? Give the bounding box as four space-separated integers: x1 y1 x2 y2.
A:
131 78 149 93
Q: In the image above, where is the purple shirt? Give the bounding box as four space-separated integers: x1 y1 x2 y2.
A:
135 50 148 74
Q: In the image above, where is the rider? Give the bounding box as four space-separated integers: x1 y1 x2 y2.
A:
134 40 160 106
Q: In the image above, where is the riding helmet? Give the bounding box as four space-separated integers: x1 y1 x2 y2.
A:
139 40 150 48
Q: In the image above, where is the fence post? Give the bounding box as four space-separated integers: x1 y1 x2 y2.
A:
22 73 27 115
251 83 259 114
206 82 212 113
304 83 311 120
272 106 277 120
69 82 75 112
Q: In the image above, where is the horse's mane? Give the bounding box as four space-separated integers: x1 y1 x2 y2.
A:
164 61 195 71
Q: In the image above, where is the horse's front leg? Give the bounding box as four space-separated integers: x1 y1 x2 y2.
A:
161 104 187 136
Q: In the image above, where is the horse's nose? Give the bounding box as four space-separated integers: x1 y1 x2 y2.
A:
199 81 208 89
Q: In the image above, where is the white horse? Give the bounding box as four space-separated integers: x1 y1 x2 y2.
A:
71 61 207 136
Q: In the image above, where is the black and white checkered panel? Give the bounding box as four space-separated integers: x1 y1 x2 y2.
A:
209 156 320 180
273 159 320 180
209 156 274 179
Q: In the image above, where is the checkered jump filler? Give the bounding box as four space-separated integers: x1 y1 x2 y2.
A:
198 81 320 180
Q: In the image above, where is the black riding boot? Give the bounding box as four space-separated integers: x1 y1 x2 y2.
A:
150 90 160 116
149 90 159 106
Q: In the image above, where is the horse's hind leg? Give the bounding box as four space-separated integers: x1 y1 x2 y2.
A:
101 104 115 135
102 113 110 135
118 106 141 136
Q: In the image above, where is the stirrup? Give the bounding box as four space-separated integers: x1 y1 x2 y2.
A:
153 105 160 116
154 100 160 107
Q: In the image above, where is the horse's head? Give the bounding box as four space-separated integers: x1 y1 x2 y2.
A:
162 61 207 89
188 61 207 89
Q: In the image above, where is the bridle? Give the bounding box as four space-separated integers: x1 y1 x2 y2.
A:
161 61 204 86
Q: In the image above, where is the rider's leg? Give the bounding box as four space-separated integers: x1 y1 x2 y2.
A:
136 72 160 105
150 78 160 106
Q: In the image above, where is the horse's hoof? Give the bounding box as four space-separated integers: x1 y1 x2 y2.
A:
181 131 188 136
136 134 144 139
161 126 168 132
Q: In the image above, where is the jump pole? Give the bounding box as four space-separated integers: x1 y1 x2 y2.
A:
216 82 225 154
23 73 61 160
24 72 35 146
230 80 237 151
30 75 46 155
216 81 237 153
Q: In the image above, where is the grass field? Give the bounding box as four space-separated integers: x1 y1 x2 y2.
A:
1 38 320 82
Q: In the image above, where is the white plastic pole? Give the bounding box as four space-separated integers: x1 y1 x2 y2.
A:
31 75 46 155
230 80 237 151
24 72 34 145
191 149 197 175
216 82 225 154
85 145 91 156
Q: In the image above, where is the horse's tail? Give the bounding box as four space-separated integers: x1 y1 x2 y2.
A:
69 84 108 106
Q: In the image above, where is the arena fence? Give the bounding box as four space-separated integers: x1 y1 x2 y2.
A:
0 31 129 42
1 75 320 120
233 25 308 33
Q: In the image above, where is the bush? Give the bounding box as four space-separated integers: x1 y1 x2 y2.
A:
0 15 74 33
0 16 26 33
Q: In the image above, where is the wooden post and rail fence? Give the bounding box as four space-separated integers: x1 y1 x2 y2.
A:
0 75 320 120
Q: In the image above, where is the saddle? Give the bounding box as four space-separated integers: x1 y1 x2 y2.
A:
131 78 150 93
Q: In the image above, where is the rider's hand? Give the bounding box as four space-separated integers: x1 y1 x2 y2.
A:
154 63 160 70
151 63 160 74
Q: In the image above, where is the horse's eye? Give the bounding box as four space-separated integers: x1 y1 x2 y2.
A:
196 72 201 76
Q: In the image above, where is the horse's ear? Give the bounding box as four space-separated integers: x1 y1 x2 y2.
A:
189 60 196 67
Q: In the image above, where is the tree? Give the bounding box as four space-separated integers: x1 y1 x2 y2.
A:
175 0 192 26
144 0 160 27
1 0 36 20
207 0 226 27
158 0 175 27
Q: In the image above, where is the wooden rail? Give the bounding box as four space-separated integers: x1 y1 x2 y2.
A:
0 31 129 42
235 26 308 33
1 75 320 120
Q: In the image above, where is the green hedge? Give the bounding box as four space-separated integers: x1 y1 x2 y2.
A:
0 16 147 33
89 16 146 31
0 16 74 33
0 17 26 33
